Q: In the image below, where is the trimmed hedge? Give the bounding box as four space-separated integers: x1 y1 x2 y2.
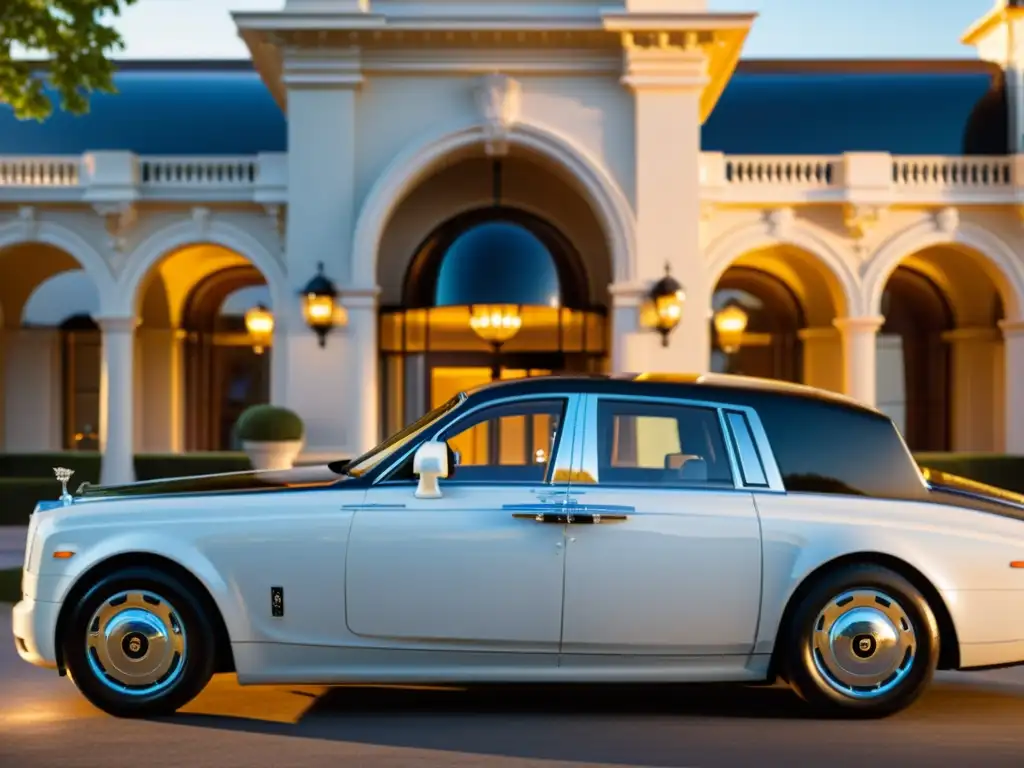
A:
0 568 20 604
913 452 1024 495
235 405 304 442
0 452 251 526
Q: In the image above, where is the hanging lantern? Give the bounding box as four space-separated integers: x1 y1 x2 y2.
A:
468 304 523 348
641 263 686 347
244 303 274 354
713 301 749 355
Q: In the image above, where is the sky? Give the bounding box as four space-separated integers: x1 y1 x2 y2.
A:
105 0 996 60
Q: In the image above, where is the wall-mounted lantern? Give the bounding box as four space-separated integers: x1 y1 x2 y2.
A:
713 301 750 355
301 261 341 348
640 263 686 347
244 303 274 354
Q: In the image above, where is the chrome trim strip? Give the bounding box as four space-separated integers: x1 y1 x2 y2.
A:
373 391 582 487
340 503 408 509
723 410 769 487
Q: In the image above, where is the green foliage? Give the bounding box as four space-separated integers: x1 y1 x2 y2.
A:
234 405 305 443
1 0 138 121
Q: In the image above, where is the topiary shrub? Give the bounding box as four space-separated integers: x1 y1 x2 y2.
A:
234 404 304 443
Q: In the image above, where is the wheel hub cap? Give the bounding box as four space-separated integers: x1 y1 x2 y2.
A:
811 588 916 699
85 590 187 696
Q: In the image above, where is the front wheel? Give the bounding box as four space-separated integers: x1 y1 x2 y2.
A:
63 567 216 718
781 563 940 718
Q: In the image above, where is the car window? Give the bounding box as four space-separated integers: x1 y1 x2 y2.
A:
440 399 566 483
596 400 733 487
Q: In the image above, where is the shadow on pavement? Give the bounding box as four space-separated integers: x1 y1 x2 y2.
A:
165 680 1024 766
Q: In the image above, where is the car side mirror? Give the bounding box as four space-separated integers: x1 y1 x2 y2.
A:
413 441 449 499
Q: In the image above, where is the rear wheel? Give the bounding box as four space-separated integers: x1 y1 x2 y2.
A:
63 567 216 718
781 563 939 718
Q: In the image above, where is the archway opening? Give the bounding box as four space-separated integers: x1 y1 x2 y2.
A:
136 244 272 452
710 244 843 391
876 245 1005 453
376 151 612 436
2 244 102 452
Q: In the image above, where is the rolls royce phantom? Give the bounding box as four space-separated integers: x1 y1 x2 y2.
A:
12 373 1024 719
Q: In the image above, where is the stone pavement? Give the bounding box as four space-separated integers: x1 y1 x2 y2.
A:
0 526 27 570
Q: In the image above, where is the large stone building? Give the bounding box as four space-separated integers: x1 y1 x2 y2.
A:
2 0 1023 485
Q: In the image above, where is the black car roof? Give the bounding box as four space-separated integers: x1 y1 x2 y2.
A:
465 372 886 419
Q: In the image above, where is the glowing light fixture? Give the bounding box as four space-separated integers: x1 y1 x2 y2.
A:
301 261 341 348
713 301 750 354
244 303 274 354
641 263 686 347
468 304 522 348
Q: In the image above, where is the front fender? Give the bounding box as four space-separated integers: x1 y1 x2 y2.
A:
37 530 252 643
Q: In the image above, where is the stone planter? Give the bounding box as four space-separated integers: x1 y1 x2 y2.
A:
242 440 304 471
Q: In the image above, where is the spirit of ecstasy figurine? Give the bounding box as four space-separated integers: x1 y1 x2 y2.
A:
53 467 75 506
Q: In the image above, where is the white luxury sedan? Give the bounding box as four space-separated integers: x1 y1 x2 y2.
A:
12 373 1024 719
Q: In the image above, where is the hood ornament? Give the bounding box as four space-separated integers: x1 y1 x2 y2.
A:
53 467 75 506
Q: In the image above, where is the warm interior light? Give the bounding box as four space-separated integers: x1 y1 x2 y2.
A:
303 294 334 326
714 303 749 354
468 304 523 346
244 304 274 354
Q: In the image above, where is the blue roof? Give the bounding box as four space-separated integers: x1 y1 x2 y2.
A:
0 66 287 155
702 67 997 155
0 62 1000 157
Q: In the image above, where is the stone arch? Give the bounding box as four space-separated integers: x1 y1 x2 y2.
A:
863 219 1024 320
351 119 637 289
705 217 861 319
116 217 289 320
0 218 117 311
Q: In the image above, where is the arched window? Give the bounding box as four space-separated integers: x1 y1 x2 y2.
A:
711 267 805 381
181 268 271 450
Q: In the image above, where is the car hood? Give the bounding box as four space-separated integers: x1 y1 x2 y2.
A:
73 463 347 502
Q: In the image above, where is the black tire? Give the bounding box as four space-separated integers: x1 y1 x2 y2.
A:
780 563 940 718
62 566 217 718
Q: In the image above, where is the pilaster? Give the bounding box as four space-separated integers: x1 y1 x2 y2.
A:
621 32 711 373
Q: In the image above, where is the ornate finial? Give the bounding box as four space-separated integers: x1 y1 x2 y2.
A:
53 467 75 506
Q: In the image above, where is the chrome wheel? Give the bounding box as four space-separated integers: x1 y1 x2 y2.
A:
85 590 188 696
811 588 916 699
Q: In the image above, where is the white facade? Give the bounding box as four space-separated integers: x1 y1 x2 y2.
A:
3 0 1024 485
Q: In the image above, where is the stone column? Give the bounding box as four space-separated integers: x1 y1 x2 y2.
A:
97 316 137 486
621 33 712 373
943 327 1001 452
609 282 649 374
1000 320 1024 453
833 316 884 407
798 326 843 393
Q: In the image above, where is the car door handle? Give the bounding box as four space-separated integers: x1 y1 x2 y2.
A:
511 511 571 524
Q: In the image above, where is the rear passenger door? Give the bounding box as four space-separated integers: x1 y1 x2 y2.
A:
558 394 764 657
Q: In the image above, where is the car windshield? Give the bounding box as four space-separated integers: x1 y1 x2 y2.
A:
328 393 466 477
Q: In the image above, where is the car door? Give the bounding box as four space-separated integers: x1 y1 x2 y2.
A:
558 393 764 657
343 392 581 655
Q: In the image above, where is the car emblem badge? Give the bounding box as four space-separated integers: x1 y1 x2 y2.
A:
53 467 75 507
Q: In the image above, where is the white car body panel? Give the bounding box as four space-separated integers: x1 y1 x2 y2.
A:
13 379 1024 688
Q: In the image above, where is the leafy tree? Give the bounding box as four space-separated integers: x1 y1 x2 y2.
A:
1 0 138 121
